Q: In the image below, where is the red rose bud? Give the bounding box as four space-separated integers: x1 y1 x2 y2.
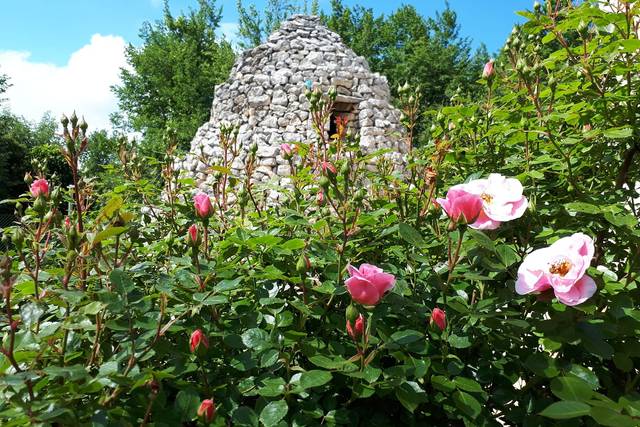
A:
197 399 216 423
430 308 446 331
317 190 325 206
193 192 214 219
190 329 209 353
64 216 71 230
346 314 365 341
30 178 50 198
187 224 200 247
321 161 337 175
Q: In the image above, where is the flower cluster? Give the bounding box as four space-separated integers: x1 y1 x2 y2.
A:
436 173 528 229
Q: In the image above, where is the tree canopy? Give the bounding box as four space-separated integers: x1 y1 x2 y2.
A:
113 0 235 152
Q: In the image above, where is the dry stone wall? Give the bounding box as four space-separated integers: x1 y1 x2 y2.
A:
179 14 407 190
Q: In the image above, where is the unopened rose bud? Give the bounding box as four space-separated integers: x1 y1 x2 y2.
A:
190 329 209 353
430 307 446 331
346 314 365 341
60 114 69 127
24 172 33 185
197 399 216 423
70 111 78 127
79 117 88 133
296 253 310 274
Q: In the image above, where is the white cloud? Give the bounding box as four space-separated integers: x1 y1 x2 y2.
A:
0 34 127 131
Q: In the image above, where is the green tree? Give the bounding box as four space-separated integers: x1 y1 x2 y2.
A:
0 70 9 103
81 129 121 179
0 113 30 212
113 0 235 152
236 0 319 48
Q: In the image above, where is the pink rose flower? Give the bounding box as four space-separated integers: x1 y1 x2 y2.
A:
435 187 483 224
193 192 213 219
430 307 446 331
346 314 365 340
345 263 396 306
438 174 528 230
482 59 495 79
515 233 597 306
197 399 216 422
30 178 49 198
190 329 209 353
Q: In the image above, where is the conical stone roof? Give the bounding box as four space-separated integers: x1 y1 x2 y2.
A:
180 14 406 190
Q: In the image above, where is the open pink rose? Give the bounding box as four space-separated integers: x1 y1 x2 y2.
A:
345 264 395 306
438 174 527 230
435 186 483 224
193 192 213 219
30 178 49 198
516 233 597 306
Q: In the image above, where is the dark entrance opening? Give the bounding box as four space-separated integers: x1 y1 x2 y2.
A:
328 101 358 140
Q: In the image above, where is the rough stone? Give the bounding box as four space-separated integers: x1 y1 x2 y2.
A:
179 14 406 191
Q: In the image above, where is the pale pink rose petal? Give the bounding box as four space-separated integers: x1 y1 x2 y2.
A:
554 275 597 306
516 247 553 294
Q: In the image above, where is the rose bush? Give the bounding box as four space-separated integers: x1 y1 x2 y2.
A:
0 2 638 426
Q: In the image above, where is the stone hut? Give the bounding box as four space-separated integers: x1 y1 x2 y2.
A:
180 14 407 189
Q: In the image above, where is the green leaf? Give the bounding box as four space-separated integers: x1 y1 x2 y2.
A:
453 390 481 419
20 303 44 329
551 377 593 401
467 229 495 251
564 202 601 214
395 381 428 413
431 375 456 392
259 400 288 427
280 239 306 250
540 401 590 419
299 370 332 389
241 328 271 351
590 407 638 427
603 127 632 139
389 329 424 346
92 226 127 247
448 334 472 349
174 388 200 422
454 377 483 393
96 196 123 223
399 222 426 247
109 269 135 295
233 406 259 427
496 244 519 268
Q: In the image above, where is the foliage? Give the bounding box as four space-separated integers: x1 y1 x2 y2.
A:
1 2 639 426
0 70 9 103
236 0 319 49
113 0 235 151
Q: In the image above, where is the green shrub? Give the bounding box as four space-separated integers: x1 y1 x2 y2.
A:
0 2 638 425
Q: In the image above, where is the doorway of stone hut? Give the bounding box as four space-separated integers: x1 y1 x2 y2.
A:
328 100 358 140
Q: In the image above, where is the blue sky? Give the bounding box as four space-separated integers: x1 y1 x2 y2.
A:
0 0 534 129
